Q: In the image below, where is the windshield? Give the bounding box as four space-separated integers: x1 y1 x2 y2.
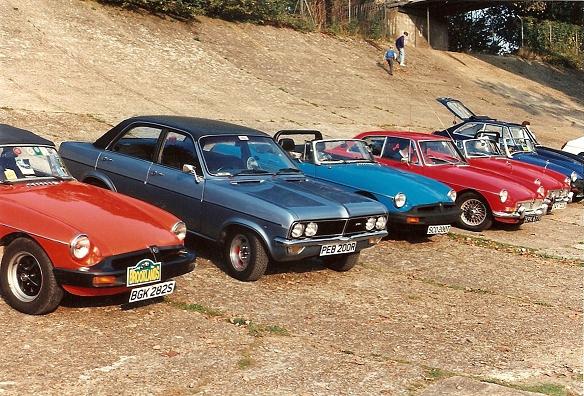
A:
0 145 71 183
200 135 299 176
462 139 503 158
419 140 465 165
503 127 536 154
314 140 374 163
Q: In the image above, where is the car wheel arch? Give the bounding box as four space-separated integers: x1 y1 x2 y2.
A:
456 188 492 209
82 173 117 191
219 222 272 257
0 232 34 249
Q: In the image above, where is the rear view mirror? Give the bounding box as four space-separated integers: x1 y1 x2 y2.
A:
183 164 203 183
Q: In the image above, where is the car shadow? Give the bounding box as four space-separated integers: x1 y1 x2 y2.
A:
60 292 165 311
385 229 434 243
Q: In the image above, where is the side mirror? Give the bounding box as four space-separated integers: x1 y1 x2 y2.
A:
182 164 203 183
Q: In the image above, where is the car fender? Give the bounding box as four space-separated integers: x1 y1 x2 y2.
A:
82 170 117 192
218 217 276 255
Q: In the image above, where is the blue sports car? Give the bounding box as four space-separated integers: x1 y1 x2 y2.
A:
433 97 584 202
275 130 460 236
59 116 388 281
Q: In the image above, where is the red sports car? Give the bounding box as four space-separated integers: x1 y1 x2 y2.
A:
456 138 571 212
0 125 195 314
355 131 546 231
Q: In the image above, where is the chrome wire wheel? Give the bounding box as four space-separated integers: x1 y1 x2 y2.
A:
460 198 488 227
229 234 251 271
7 252 43 303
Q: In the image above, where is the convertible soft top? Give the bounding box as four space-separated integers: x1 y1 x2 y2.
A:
0 124 54 146
94 116 269 149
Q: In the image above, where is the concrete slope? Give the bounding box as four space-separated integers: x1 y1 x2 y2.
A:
0 0 583 146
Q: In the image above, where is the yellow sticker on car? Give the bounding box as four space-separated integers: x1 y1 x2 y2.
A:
127 259 162 287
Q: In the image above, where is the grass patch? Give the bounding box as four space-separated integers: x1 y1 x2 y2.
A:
482 379 567 396
166 300 223 317
423 367 455 381
228 317 289 337
237 353 254 370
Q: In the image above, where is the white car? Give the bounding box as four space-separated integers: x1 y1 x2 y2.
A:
562 136 584 158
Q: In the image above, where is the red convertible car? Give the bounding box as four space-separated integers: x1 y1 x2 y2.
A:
456 138 571 212
0 125 195 314
355 131 546 231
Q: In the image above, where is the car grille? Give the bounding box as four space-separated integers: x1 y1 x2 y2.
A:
290 216 383 239
409 203 457 214
517 199 543 211
547 189 563 198
110 247 187 271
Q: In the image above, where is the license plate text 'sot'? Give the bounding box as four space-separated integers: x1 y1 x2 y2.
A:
129 280 175 303
427 225 450 235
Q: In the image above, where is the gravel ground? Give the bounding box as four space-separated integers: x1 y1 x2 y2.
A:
0 1 582 395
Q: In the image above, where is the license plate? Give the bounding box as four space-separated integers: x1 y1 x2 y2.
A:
129 280 175 303
552 201 567 210
319 242 357 256
427 225 450 235
524 214 541 223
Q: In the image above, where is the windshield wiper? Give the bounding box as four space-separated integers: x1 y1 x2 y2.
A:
231 169 272 176
276 168 303 175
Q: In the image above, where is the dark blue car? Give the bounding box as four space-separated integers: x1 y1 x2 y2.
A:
59 116 388 281
434 97 584 202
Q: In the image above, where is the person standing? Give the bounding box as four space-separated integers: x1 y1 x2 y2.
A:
396 31 409 67
384 45 397 75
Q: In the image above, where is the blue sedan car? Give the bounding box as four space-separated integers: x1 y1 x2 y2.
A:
59 116 388 281
433 97 584 202
274 130 460 235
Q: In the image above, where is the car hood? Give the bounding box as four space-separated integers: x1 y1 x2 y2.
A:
2 181 182 257
535 147 584 174
468 157 564 190
205 176 387 224
513 153 583 178
309 162 454 207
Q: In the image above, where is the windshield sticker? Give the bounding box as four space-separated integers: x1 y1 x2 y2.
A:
33 147 43 156
15 158 35 176
238 136 249 141
25 147 36 156
39 147 49 155
13 147 22 155
3 169 17 180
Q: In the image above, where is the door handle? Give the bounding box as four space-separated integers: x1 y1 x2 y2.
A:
101 156 113 162
150 170 164 177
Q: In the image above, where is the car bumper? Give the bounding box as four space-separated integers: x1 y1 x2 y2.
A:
387 205 461 229
53 248 196 289
272 230 387 262
492 206 544 222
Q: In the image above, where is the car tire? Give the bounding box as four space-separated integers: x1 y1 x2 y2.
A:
224 230 269 281
0 238 64 315
323 252 360 272
456 192 493 232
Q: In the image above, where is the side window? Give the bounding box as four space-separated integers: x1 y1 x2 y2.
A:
454 122 483 137
111 126 162 161
381 137 417 163
159 131 201 173
362 137 386 156
484 124 504 134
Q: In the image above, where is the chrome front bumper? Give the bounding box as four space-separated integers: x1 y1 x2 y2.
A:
274 230 388 247
492 206 544 219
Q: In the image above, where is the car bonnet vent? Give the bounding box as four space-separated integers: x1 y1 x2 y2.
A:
26 181 60 187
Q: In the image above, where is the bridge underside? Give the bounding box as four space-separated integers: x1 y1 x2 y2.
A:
393 0 524 16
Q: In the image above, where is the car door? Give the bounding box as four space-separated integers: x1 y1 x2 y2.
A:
378 136 420 171
146 130 204 232
96 124 162 196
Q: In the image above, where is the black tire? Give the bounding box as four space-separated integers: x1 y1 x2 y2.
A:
572 196 584 203
224 230 269 281
323 252 360 272
456 192 493 232
0 238 64 315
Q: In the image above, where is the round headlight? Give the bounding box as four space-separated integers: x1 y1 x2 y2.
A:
365 217 376 231
571 171 577 182
291 223 305 238
172 221 187 241
375 216 387 230
499 189 508 203
534 178 541 186
304 222 318 237
70 234 90 259
536 186 545 197
394 193 407 208
447 189 457 202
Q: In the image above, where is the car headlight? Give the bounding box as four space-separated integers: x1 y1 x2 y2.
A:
291 223 305 238
172 221 187 241
571 171 577 182
365 217 376 231
536 186 545 197
394 193 407 208
304 222 318 237
499 189 508 203
70 234 90 259
534 178 541 186
447 189 457 202
375 216 387 230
